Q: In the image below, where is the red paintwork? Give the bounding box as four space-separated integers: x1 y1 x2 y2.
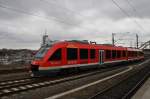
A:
31 41 144 69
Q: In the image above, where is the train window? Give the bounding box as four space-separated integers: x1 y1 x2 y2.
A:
112 50 116 59
35 47 49 59
128 51 132 57
139 52 141 56
142 52 144 56
127 51 129 57
135 52 138 57
132 51 134 57
138 51 141 56
129 51 131 57
137 51 139 56
80 49 88 59
105 50 111 59
117 51 121 58
130 51 132 57
49 48 62 61
67 48 77 60
134 51 137 57
131 51 134 57
139 52 144 56
133 51 135 57
123 51 126 57
90 49 96 59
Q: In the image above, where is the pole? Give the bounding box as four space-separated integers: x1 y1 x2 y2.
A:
130 40 133 48
112 33 115 46
136 34 139 48
149 41 150 49
42 30 48 46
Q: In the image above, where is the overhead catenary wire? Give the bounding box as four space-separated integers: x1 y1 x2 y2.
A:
0 1 102 36
125 0 142 18
1 0 145 34
124 0 148 46
110 0 145 47
125 0 146 33
0 0 147 46
41 0 144 47
39 0 100 32
39 0 84 18
41 0 146 33
111 0 146 33
0 2 77 26
0 1 95 32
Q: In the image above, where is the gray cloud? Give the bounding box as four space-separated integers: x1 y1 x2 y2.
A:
0 0 149 49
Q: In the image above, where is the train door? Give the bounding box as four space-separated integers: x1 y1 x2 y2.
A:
99 50 104 64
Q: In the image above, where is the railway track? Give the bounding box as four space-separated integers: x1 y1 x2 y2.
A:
0 66 126 97
0 78 32 86
42 59 150 99
0 68 28 75
0 61 145 99
0 77 43 90
122 72 149 99
88 60 150 99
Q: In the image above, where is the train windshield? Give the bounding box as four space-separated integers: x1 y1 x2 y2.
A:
35 46 50 59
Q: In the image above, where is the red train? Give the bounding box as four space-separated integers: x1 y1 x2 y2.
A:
31 40 144 76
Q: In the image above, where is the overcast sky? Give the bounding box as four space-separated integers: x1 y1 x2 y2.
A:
0 0 149 49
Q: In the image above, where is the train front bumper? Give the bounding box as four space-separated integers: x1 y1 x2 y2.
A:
31 65 60 77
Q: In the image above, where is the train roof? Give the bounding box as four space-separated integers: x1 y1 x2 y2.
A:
47 40 142 51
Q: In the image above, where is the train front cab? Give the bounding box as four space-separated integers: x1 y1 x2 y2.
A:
31 44 100 76
31 45 65 77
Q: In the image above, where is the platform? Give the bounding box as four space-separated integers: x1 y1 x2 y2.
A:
132 77 150 99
